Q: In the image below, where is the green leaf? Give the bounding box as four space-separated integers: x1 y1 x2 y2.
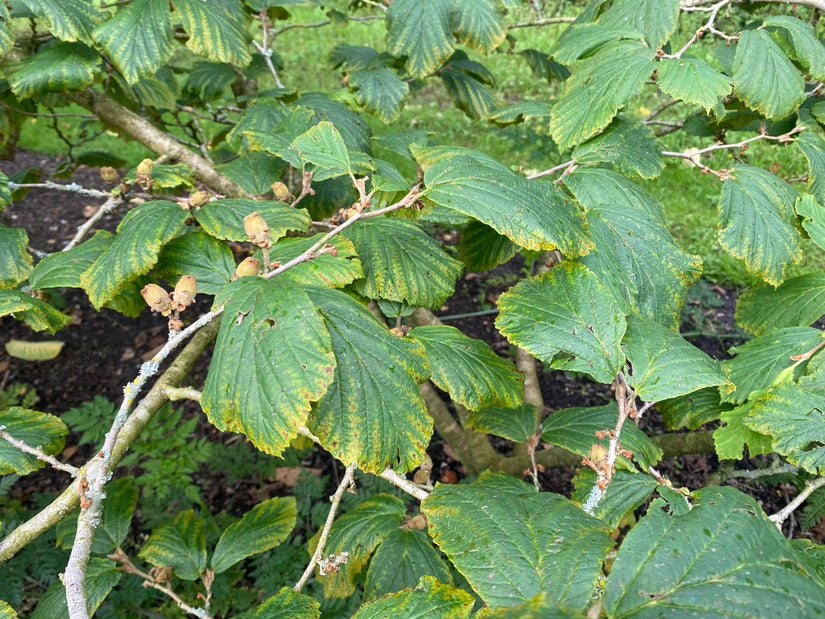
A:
353 576 474 619
30 558 121 619
92 0 174 84
764 15 825 80
733 28 805 120
718 165 801 286
598 0 678 48
244 107 317 169
550 40 656 150
565 168 702 328
604 486 825 617
552 24 638 64
183 60 237 101
386 0 454 79
201 278 335 456
341 218 462 308
797 193 825 251
657 56 732 113
657 387 724 430
714 398 774 460
465 404 539 443
234 587 320 619
488 100 555 127
80 201 188 308
457 221 517 271
139 510 207 581
307 287 431 473
172 0 251 67
297 93 373 155
211 497 297 573
217 152 285 196
309 494 406 597
0 225 32 288
269 235 363 288
482 595 588 618
572 469 658 530
351 67 409 124
736 273 825 336
92 477 139 554
364 528 453 600
0 407 68 475
797 131 825 206
131 70 177 110
194 198 309 242
290 121 352 180
423 471 613 611
441 67 498 119
452 0 505 53
0 601 17 618
722 327 824 404
496 263 626 384
542 403 663 470
330 44 382 72
418 146 592 255
20 0 98 42
0 290 72 332
0 172 10 208
572 118 663 179
154 230 235 295
410 325 523 410
7 42 99 99
745 382 825 474
622 314 728 402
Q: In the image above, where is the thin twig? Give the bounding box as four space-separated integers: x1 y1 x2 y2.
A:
161 386 202 402
0 101 98 119
770 477 825 528
526 160 575 180
271 15 384 38
109 548 214 619
507 16 576 28
63 194 124 251
0 429 79 475
294 463 357 593
8 181 111 199
664 0 731 59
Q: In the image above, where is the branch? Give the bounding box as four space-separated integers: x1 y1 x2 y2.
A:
294 463 357 593
63 194 125 251
7 181 111 199
109 548 214 619
0 101 97 119
0 318 220 566
378 468 429 501
770 477 825 528
507 16 577 28
0 429 79 475
682 0 825 10
65 88 249 198
64 312 222 616
526 160 575 180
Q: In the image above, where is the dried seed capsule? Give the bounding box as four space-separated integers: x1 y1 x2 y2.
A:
243 211 272 248
171 275 197 311
136 158 154 177
189 190 210 207
100 166 119 184
271 181 291 201
141 283 172 316
233 257 261 279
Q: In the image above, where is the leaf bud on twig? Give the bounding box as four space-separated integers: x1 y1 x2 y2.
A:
171 275 197 311
243 211 272 248
100 166 119 184
234 257 261 279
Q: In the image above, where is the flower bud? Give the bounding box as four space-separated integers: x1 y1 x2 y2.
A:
243 211 271 248
271 181 291 201
233 257 261 279
141 283 171 316
189 190 210 207
100 166 119 184
136 159 154 177
171 275 197 311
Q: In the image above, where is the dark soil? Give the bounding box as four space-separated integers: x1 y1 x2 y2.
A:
0 151 818 542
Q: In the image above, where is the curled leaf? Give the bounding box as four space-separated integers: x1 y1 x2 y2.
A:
5 339 64 361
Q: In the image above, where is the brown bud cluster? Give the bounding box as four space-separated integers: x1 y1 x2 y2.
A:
271 181 292 201
243 212 272 248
